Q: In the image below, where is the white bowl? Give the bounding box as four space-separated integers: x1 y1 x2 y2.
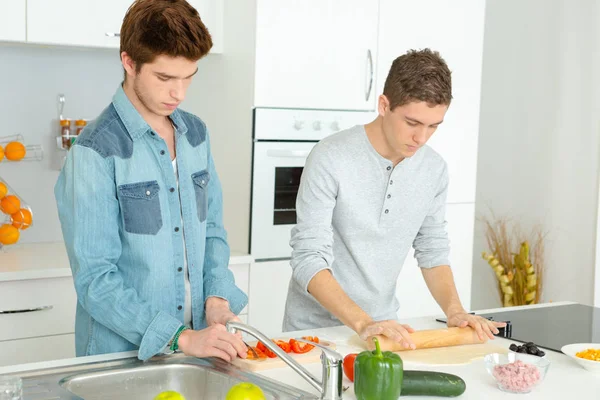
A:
561 343 600 372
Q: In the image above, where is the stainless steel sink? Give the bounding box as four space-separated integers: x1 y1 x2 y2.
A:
11 353 318 399
61 363 249 399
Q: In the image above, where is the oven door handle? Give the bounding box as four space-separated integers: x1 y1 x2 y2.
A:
266 149 311 158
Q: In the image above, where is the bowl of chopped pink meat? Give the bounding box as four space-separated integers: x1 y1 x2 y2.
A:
484 352 551 394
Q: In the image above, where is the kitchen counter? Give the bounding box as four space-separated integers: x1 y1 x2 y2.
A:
0 301 597 398
0 241 253 282
259 301 600 399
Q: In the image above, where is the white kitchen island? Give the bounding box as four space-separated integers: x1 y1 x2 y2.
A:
0 301 597 399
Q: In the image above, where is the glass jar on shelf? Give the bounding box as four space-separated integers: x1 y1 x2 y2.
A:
73 119 87 146
60 119 72 150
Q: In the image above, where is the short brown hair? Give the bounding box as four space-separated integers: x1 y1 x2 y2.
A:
383 49 452 110
120 0 212 73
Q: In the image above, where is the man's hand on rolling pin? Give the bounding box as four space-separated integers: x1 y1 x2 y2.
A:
447 311 507 341
357 319 417 350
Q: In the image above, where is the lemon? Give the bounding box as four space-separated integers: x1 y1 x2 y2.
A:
153 391 186 400
225 382 266 400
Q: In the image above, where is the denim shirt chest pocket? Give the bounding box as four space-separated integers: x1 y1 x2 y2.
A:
191 170 210 222
117 180 163 235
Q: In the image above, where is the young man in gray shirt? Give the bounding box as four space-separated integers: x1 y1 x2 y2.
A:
283 49 505 349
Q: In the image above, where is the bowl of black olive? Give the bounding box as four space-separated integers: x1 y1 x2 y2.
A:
509 342 546 357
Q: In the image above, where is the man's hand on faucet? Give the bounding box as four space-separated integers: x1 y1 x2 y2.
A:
178 325 248 362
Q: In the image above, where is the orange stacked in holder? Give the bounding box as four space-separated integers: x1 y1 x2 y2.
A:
4 142 26 161
0 142 26 162
0 182 32 246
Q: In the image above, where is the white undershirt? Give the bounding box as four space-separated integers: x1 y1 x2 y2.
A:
172 157 192 327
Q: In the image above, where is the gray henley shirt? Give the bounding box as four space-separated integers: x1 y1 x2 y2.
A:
282 124 451 331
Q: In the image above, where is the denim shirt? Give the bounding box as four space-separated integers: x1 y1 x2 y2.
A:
54 85 248 361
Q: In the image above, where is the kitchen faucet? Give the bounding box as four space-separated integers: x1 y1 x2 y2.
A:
226 321 344 400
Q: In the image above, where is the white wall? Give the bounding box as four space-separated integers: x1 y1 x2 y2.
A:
472 0 600 309
0 43 122 245
0 0 256 253
184 0 256 253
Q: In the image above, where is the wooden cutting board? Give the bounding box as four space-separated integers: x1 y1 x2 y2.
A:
232 339 337 371
396 343 509 366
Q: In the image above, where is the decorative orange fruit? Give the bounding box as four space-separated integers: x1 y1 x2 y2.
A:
0 195 21 215
4 142 26 161
0 145 4 162
0 182 7 199
0 224 20 245
11 208 32 230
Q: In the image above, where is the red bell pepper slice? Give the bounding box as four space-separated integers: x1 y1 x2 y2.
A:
256 339 292 358
290 338 315 354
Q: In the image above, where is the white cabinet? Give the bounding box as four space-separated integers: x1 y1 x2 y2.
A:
26 0 131 49
0 276 77 367
247 260 292 336
254 0 379 110
25 0 223 52
0 277 76 342
0 334 75 367
0 0 26 42
376 0 486 204
395 203 475 320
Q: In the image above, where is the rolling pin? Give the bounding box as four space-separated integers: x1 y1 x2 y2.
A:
366 327 487 352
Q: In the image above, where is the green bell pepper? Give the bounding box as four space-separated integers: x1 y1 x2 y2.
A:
354 336 403 400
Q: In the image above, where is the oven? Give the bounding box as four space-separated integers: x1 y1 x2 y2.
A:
250 108 373 260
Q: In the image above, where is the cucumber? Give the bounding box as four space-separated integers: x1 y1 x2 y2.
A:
401 370 466 397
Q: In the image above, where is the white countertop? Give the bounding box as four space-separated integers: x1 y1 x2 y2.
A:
0 242 71 281
258 301 600 399
0 241 253 282
0 301 597 398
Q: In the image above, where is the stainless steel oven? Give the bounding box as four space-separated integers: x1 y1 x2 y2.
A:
250 108 373 260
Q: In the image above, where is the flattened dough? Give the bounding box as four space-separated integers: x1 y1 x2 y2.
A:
347 334 508 366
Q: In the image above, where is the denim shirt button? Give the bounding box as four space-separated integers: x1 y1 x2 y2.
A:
177 305 182 311
177 267 183 272
170 187 175 193
160 150 166 155
174 227 180 232
145 190 151 196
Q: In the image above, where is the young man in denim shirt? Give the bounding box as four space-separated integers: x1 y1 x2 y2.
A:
55 0 247 362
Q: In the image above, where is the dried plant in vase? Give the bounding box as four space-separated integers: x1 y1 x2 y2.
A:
480 215 547 307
